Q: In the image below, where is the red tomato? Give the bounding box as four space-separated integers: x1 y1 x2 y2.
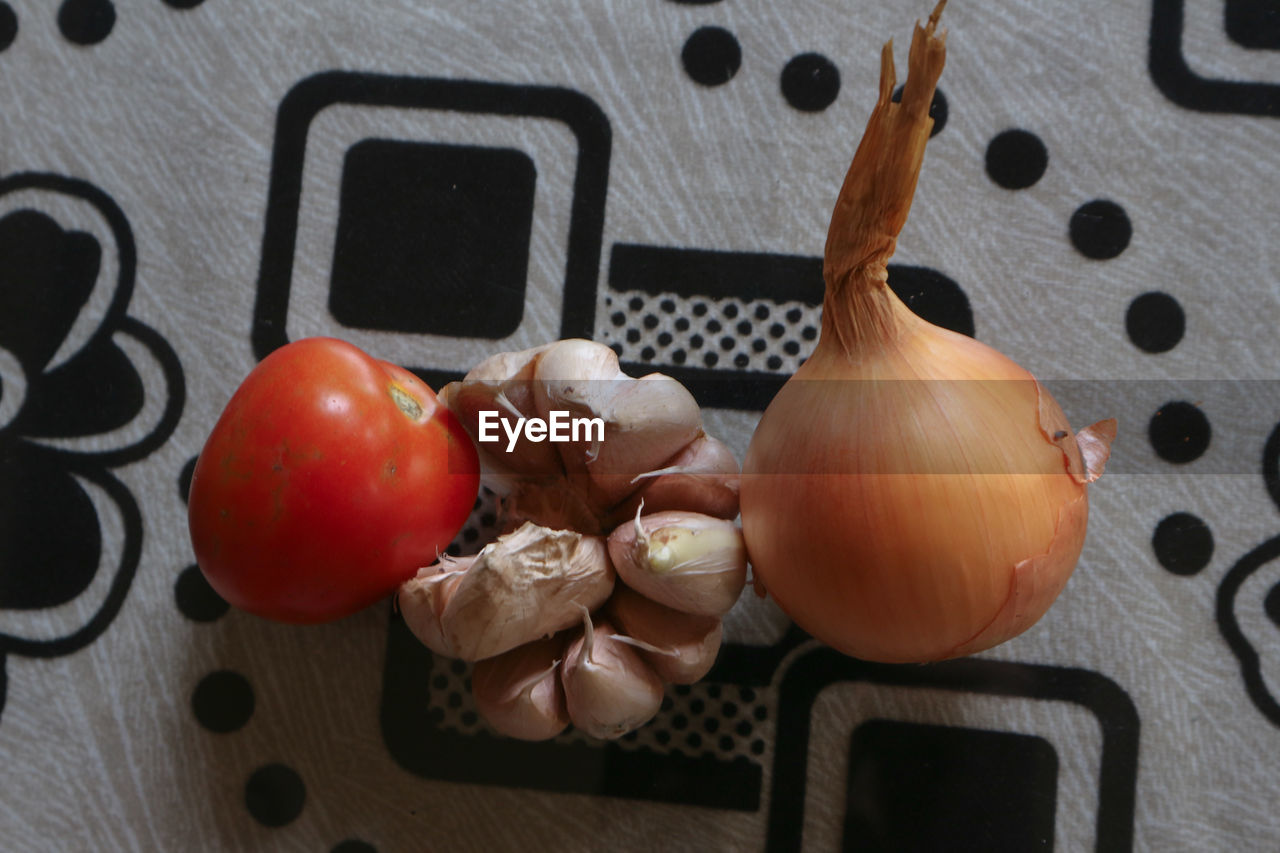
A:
188 337 480 623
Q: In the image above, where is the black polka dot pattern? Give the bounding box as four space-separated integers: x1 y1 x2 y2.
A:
681 26 741 87
602 292 819 372
447 488 503 558
192 670 255 733
162 0 206 9
1149 401 1211 464
244 763 306 828
781 53 840 112
977 135 1142 375
57 0 115 46
1152 512 1213 575
985 129 1048 189
1070 199 1132 260
888 266 973 337
175 564 230 622
601 265 970 372
1126 292 1185 353
0 2 17 52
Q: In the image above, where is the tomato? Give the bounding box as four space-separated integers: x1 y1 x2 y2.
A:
187 337 480 623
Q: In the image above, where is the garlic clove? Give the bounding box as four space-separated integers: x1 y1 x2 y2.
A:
440 341 573 493
560 608 665 740
396 559 472 658
607 584 723 684
398 522 614 661
607 510 748 616
607 432 741 524
441 341 548 431
529 340 704 509
582 374 705 508
452 341 554 385
529 339 630 499
441 372 563 490
471 634 570 741
532 338 625 394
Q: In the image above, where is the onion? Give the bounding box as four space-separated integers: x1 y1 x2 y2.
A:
740 2 1116 664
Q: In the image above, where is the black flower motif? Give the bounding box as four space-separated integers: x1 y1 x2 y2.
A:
0 173 184 721
1217 421 1280 728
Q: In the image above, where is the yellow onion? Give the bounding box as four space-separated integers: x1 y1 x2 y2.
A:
740 2 1116 663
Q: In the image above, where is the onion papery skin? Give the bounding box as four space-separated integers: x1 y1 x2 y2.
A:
741 313 1089 664
739 2 1111 663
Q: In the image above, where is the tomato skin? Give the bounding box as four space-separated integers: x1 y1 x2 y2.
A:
187 337 480 623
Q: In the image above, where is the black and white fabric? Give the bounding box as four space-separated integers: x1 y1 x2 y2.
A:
1 0 1278 849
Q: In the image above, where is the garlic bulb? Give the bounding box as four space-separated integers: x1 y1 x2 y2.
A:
740 3 1116 663
405 338 749 740
397 522 613 661
441 339 707 531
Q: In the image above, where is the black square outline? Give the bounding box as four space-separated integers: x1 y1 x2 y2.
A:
1150 0 1280 116
252 71 611 389
765 649 1140 852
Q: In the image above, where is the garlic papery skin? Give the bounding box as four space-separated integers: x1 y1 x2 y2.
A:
396 522 614 661
471 635 570 741
395 559 471 660
607 584 723 684
560 609 664 740
499 482 604 536
739 4 1115 664
607 511 748 616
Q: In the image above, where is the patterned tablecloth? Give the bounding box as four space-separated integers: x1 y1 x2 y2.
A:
2 0 1278 850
